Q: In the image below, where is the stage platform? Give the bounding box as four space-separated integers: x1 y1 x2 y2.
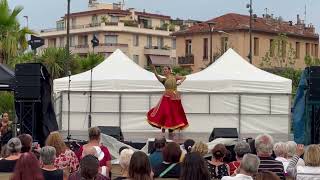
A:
59 130 291 144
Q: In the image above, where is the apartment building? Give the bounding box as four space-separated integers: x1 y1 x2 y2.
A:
172 13 319 72
39 2 185 67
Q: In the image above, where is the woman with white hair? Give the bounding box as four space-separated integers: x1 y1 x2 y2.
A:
40 146 63 180
286 141 305 166
114 149 134 180
0 137 22 172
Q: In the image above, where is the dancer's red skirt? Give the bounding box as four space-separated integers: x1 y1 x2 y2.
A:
147 95 189 130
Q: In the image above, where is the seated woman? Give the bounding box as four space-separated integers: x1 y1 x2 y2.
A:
11 152 44 180
207 144 230 179
0 137 22 172
180 152 210 180
128 151 153 180
114 148 134 180
228 141 251 175
40 146 63 180
46 131 79 174
154 142 182 178
287 144 320 180
76 127 111 170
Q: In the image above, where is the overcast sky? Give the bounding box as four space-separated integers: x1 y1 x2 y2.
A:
8 0 320 33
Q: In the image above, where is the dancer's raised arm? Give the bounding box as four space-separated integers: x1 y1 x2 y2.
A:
176 75 186 85
151 64 163 83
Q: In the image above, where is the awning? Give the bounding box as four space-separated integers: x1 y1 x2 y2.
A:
149 55 172 65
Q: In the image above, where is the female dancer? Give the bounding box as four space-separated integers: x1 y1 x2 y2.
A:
147 65 188 133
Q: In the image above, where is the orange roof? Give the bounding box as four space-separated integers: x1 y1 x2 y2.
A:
173 13 319 39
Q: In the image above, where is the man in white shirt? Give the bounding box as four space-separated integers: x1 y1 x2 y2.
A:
222 153 260 180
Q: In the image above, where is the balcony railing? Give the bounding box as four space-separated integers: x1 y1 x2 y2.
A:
98 43 128 47
40 21 175 33
178 54 194 65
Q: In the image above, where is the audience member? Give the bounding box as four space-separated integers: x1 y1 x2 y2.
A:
46 131 79 174
0 112 13 146
287 144 320 180
40 146 63 180
183 139 195 154
286 141 305 166
222 153 260 180
255 171 280 180
18 134 33 153
76 127 111 170
128 151 153 180
228 141 251 175
82 146 109 178
149 137 166 169
255 134 284 180
180 152 210 180
69 155 108 180
191 141 208 157
11 152 44 180
154 142 182 178
114 148 134 180
0 137 22 172
207 143 230 179
274 142 288 163
118 146 129 154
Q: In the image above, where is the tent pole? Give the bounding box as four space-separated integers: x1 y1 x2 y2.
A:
88 47 94 128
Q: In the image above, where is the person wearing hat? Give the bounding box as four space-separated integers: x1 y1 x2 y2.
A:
0 137 22 172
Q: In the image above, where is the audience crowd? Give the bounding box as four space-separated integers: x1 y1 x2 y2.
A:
0 112 318 180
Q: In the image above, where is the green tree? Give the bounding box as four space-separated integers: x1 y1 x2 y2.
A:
76 53 104 72
304 55 320 66
260 33 296 68
0 0 34 64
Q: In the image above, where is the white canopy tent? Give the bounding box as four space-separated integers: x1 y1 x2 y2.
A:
54 49 292 139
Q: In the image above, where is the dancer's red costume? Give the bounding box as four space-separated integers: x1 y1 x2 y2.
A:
147 74 188 130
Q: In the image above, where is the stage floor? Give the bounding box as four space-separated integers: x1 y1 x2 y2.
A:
59 130 291 144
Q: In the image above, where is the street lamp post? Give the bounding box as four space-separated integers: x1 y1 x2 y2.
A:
207 22 215 64
66 0 71 74
247 0 253 64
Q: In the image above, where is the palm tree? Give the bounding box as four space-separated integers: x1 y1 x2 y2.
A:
0 0 33 64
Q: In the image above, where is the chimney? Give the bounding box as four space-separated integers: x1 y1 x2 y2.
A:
289 21 293 26
297 14 301 24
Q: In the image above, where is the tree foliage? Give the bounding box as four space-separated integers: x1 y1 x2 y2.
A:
0 0 34 64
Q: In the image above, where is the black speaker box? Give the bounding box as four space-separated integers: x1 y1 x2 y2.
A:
209 128 238 142
15 63 42 76
98 126 124 141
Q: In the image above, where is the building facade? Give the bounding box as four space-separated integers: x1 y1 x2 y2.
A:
172 13 319 72
39 2 185 67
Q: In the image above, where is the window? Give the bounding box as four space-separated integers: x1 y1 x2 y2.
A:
270 39 274 57
78 35 88 46
306 43 310 56
92 15 98 26
295 42 300 59
282 40 286 57
203 38 208 59
48 38 56 48
160 20 165 27
56 21 64 30
133 34 139 46
157 36 164 48
315 44 319 57
105 35 118 44
171 39 176 49
59 37 65 47
254 37 259 56
311 44 315 57
147 35 152 48
221 37 228 53
70 36 75 47
185 39 192 55
133 55 139 64
71 18 76 28
110 16 119 23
